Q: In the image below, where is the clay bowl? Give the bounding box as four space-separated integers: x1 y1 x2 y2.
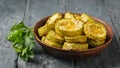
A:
33 13 113 60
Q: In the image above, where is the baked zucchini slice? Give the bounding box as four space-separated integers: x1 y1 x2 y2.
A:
88 39 105 47
64 12 75 20
46 30 64 44
41 36 63 48
81 13 95 23
55 19 84 37
84 22 107 40
38 25 50 36
38 13 62 36
46 13 62 29
65 36 87 43
62 42 88 50
73 14 81 20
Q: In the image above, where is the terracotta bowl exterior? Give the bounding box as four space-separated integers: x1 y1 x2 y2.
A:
33 14 113 60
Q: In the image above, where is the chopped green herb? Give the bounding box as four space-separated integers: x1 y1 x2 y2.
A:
6 21 36 61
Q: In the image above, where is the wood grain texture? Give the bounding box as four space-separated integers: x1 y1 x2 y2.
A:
0 0 120 68
104 0 120 39
23 0 65 27
65 0 108 19
0 0 27 68
17 0 74 68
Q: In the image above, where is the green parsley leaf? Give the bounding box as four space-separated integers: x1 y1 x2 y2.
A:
6 21 36 61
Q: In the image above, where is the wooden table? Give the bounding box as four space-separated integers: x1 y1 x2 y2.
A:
0 0 120 68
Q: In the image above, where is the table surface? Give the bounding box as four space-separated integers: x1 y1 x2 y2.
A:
0 0 120 68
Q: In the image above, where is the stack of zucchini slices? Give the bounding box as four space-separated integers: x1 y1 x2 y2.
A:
38 12 107 50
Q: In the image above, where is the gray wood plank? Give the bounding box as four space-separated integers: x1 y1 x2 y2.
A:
103 0 120 38
65 0 120 68
0 0 27 68
18 0 74 68
23 0 65 27
65 0 107 19
18 52 74 68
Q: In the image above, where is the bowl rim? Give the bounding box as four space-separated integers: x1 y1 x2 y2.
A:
33 13 114 53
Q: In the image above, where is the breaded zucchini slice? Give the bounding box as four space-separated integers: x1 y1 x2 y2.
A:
46 30 64 44
38 13 62 37
46 13 62 29
41 36 63 48
62 42 88 50
81 13 95 23
73 14 81 21
38 25 50 36
64 12 75 20
65 36 87 43
64 12 84 23
88 39 105 47
84 22 107 40
55 19 84 37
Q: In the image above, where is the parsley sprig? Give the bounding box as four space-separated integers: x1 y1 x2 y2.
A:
6 21 36 61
